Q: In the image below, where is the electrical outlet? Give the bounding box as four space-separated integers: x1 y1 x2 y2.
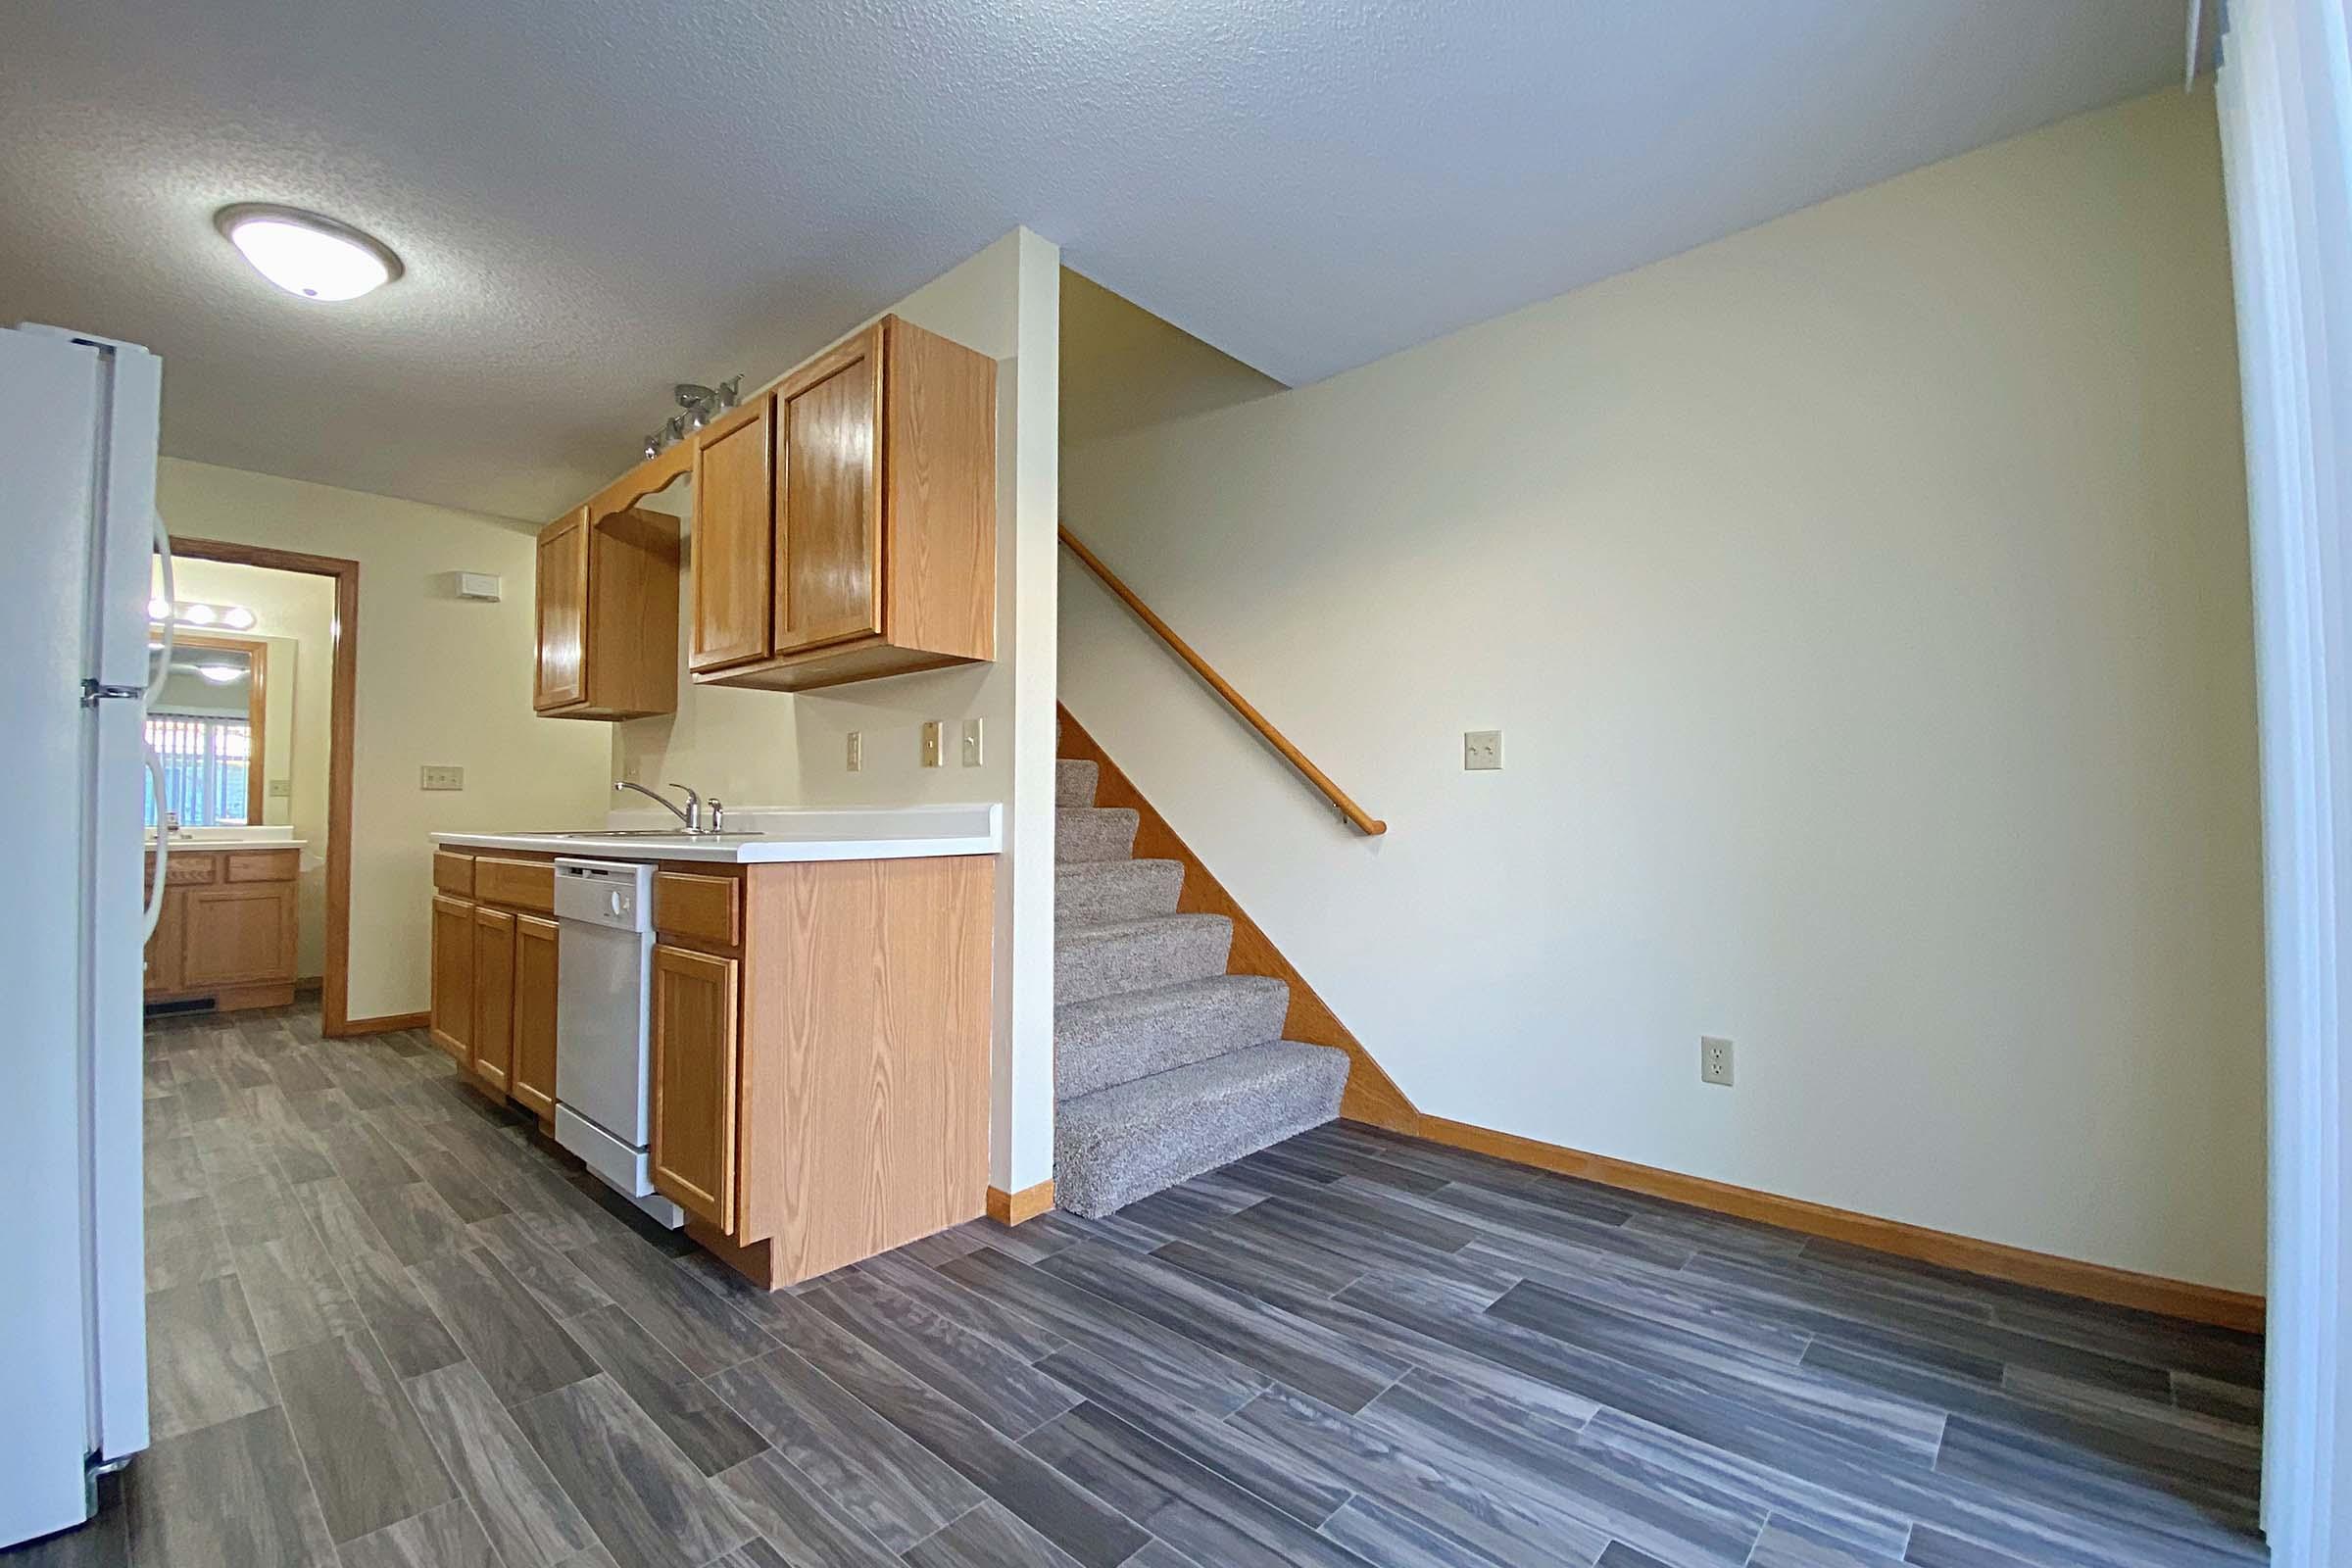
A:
1464 729 1503 770
846 731 862 772
920 720 944 767
267 778 292 799
419 764 464 792
961 718 983 766
1700 1036 1735 1087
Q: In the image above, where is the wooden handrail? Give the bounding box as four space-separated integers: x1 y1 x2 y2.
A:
1059 525 1388 836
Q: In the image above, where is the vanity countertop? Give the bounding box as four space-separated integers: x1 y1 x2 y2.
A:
146 829 307 853
431 803 1001 864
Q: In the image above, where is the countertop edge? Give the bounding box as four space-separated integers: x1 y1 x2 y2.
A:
429 831 1002 863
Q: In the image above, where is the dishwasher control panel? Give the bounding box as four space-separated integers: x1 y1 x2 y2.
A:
553 858 653 932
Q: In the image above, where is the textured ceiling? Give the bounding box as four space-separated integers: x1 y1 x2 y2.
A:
0 0 2192 521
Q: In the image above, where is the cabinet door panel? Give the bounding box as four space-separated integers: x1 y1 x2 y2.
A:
774 345 881 654
430 894 474 1062
650 944 738 1231
471 906 516 1094
144 887 183 995
535 509 590 710
179 885 294 986
512 914 560 1119
690 402 773 671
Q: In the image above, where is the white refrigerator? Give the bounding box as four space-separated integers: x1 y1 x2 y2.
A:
0 322 161 1545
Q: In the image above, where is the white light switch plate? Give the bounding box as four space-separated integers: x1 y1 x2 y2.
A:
846 731 862 772
920 721 944 767
1464 730 1503 770
420 764 464 791
961 718 983 766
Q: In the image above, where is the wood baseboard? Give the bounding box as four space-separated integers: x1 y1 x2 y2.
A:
987 1180 1055 1226
1401 1113 2264 1333
341 1009 430 1036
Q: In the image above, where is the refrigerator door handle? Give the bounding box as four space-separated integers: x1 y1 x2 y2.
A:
140 742 168 942
146 511 174 707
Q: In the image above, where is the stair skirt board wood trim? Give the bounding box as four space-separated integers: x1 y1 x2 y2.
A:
341 1010 431 1035
987 1179 1055 1225
1055 705 2260 1335
1403 1113 2264 1332
1054 706 1417 1132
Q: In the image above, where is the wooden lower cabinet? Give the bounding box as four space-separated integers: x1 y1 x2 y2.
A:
425 845 993 1290
511 914 560 1118
145 849 299 1010
471 906 517 1094
429 893 474 1061
650 945 739 1231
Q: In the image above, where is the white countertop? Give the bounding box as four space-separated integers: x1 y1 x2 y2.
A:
432 803 1001 864
146 828 307 852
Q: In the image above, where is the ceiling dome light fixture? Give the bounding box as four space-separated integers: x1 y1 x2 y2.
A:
195 663 244 685
215 203 404 301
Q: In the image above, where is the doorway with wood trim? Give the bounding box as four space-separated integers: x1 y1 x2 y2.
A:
162 537 375 1035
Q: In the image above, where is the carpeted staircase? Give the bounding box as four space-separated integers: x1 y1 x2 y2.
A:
1053 752 1349 1215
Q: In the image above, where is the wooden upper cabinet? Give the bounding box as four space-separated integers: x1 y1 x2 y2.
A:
690 316 995 693
689 400 773 672
534 510 590 710
534 501 681 720
775 334 882 655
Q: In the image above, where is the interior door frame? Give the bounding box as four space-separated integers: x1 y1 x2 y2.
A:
162 630 268 824
170 536 372 1037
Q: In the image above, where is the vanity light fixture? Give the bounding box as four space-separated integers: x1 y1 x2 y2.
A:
215 203 404 301
149 599 256 630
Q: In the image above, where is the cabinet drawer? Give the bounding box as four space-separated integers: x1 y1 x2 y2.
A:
161 853 218 886
224 850 297 883
654 872 740 948
474 856 556 914
432 850 476 897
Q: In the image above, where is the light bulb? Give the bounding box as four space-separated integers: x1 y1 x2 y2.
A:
180 604 217 626
219 606 257 630
148 598 172 621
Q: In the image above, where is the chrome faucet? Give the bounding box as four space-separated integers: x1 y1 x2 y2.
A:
613 780 703 833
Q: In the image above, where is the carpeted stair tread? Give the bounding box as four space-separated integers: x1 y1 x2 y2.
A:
1054 913 1232 1005
1054 1042 1351 1216
1055 758 1100 807
1055 973 1292 1100
1056 858 1185 927
1055 806 1138 863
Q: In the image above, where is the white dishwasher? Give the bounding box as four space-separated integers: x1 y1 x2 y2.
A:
552 858 684 1227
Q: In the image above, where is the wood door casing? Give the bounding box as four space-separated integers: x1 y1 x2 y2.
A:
650 943 739 1232
690 401 774 671
429 894 474 1061
178 885 294 987
471 906 516 1094
534 509 590 710
511 913 560 1118
774 339 882 655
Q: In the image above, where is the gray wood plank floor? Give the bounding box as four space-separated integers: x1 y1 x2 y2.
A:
5 1005 2267 1567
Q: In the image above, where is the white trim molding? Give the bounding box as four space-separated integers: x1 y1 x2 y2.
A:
2217 1 2352 1559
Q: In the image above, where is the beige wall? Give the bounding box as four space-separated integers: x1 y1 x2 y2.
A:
1059 88 2266 1290
614 227 1064 1191
165 559 336 976
157 460 612 1020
